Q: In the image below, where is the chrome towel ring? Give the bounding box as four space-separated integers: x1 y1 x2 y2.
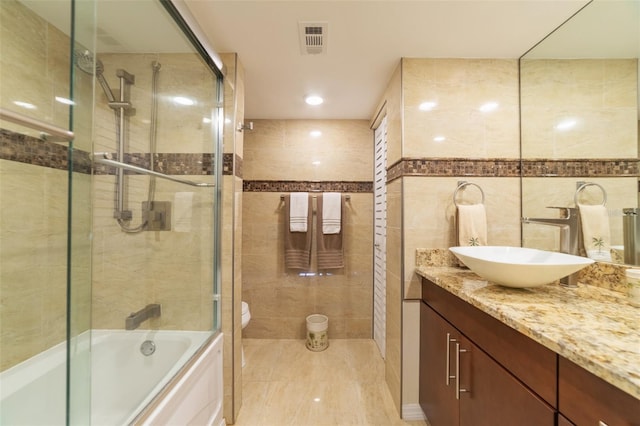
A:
574 182 607 206
453 181 485 207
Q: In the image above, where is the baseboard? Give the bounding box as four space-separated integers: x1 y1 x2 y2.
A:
402 403 426 421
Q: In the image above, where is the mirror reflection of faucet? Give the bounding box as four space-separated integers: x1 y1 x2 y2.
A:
522 207 581 286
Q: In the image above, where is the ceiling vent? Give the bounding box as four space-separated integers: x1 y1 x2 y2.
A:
298 22 328 55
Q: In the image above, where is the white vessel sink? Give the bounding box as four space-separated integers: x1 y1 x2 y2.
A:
449 246 595 288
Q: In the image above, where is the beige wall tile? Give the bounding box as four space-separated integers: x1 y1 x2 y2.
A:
521 59 637 159
244 119 372 181
402 58 520 159
0 161 69 369
242 121 374 339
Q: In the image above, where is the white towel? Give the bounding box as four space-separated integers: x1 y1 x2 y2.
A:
457 204 487 246
322 193 342 234
289 192 309 232
579 204 612 262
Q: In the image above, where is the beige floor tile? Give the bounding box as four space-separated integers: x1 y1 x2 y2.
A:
236 339 429 426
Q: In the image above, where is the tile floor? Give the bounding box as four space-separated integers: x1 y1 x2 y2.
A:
235 339 430 426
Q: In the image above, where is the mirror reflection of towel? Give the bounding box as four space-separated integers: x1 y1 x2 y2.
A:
456 204 487 246
578 204 612 262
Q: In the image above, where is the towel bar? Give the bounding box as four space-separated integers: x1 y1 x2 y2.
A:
93 153 215 188
453 181 485 207
280 194 351 201
574 181 607 206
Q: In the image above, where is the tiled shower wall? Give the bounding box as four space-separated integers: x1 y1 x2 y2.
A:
91 52 218 331
241 119 373 339
0 0 91 371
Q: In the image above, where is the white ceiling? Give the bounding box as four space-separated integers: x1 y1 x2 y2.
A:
183 0 590 120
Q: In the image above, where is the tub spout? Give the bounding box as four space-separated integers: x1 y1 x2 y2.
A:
125 304 161 330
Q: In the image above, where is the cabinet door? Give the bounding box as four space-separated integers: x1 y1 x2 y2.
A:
559 357 640 425
458 334 556 426
558 413 575 426
420 303 459 426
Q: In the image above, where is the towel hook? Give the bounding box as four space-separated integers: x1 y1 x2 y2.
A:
453 181 485 207
574 182 607 206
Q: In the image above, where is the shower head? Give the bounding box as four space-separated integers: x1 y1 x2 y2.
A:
74 49 104 76
74 49 115 103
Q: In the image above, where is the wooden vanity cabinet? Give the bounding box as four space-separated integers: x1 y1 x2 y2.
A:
559 357 640 425
420 302 556 426
420 278 556 426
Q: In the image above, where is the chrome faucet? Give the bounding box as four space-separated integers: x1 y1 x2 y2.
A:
522 207 581 287
125 304 161 330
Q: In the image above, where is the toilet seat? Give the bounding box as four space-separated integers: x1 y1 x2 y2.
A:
241 301 251 329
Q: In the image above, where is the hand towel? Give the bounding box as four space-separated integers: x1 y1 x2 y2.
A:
456 204 487 246
284 195 313 269
290 192 309 232
322 192 342 234
317 194 344 269
578 204 612 261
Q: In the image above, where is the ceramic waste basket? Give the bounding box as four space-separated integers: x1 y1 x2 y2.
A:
305 314 328 351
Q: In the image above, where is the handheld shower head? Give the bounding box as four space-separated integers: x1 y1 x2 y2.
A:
74 49 103 76
74 49 115 102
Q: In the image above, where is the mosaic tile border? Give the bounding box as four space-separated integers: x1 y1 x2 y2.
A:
2 127 223 176
388 157 640 182
93 153 215 176
387 158 521 182
1 129 70 171
243 180 373 193
521 159 639 177
223 153 243 178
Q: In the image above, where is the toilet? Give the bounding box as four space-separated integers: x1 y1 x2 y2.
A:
241 301 251 367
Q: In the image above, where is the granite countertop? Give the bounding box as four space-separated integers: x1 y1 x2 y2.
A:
415 265 640 400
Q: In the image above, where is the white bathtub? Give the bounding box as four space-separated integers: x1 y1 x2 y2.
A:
0 329 224 426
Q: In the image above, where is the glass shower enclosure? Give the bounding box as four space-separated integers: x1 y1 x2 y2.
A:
0 0 223 424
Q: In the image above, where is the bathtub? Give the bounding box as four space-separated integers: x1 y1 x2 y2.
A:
0 329 224 426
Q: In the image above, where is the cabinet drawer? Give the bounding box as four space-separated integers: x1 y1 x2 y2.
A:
559 357 640 425
422 278 557 407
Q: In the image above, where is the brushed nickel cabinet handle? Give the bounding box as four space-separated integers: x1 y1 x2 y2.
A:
455 342 469 400
446 333 457 385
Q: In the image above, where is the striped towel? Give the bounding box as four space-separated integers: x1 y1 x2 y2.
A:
289 192 309 232
322 192 342 234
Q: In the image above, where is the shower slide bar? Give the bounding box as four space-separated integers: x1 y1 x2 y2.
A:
0 107 74 142
93 153 215 188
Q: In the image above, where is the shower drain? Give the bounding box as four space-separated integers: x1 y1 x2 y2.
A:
140 340 156 356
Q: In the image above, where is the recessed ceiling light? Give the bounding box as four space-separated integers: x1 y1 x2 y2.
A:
433 135 446 143
305 95 323 106
310 130 322 137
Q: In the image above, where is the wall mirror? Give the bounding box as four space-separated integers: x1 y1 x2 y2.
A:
520 0 640 265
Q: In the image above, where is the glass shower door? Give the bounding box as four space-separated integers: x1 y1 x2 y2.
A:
0 0 95 424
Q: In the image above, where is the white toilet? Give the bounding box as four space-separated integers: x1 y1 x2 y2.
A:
241 301 251 367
